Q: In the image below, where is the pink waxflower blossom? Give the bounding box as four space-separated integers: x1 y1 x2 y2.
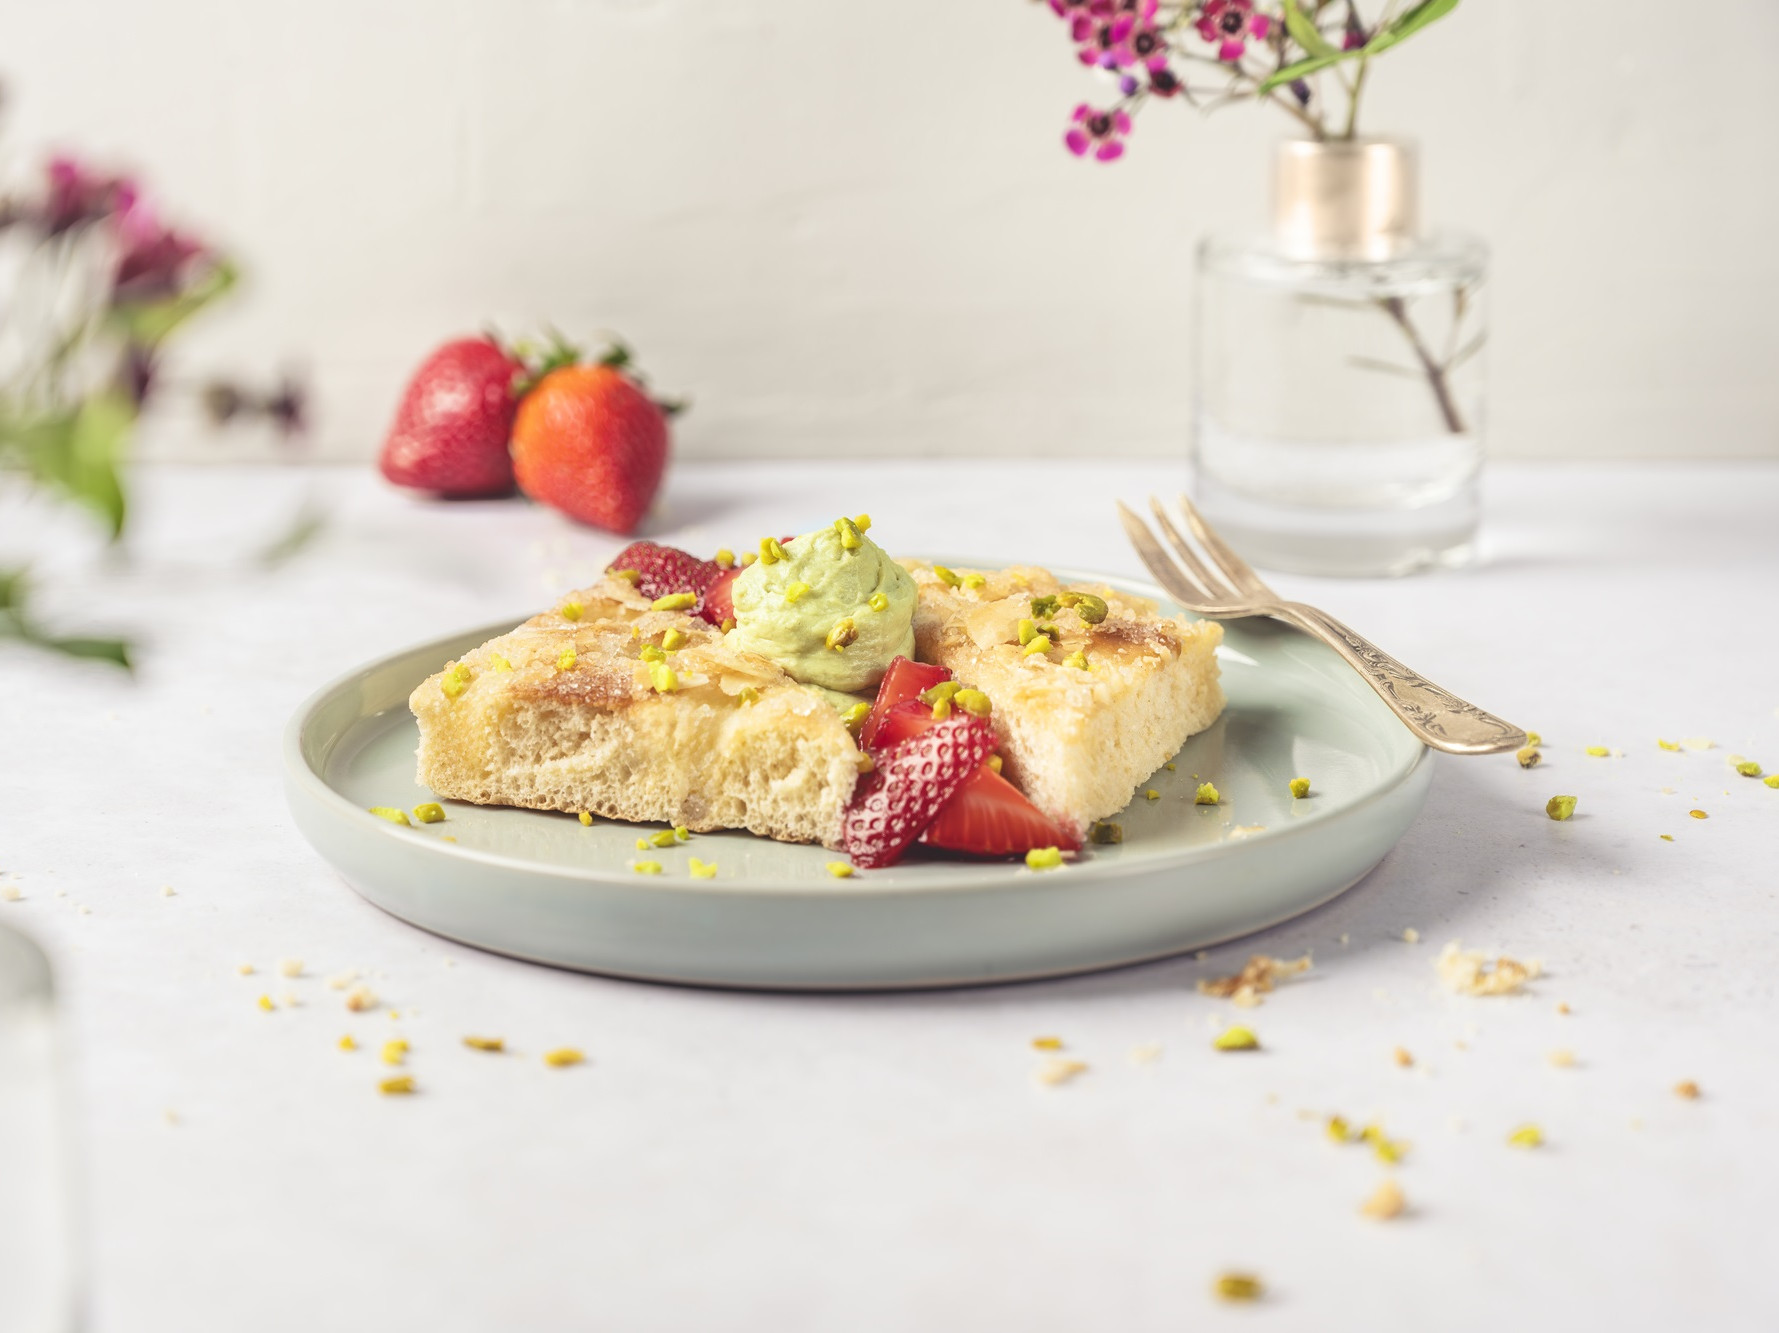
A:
1064 103 1133 163
1195 0 1273 62
112 194 207 302
42 155 134 235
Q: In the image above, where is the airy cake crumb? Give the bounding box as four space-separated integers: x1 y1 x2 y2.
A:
1674 1080 1701 1100
1401 927 1420 944
1197 953 1311 1008
1360 1179 1405 1220
1035 1057 1088 1086
1 885 20 902
344 984 378 1013
1129 1044 1162 1064
1437 941 1541 996
277 958 303 978
1393 1046 1414 1068
1547 1048 1576 1068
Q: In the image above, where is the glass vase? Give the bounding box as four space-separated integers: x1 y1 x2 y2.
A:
1192 139 1488 577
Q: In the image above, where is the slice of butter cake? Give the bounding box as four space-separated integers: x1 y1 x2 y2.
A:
410 576 867 847
902 562 1224 837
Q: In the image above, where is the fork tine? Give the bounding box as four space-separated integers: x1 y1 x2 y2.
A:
1176 493 1275 600
1147 495 1242 601
1115 502 1218 610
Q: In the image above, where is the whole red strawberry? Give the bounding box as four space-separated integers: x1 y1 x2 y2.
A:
512 346 674 534
379 337 524 498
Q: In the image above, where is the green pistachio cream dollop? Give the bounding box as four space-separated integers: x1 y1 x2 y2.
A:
725 519 916 693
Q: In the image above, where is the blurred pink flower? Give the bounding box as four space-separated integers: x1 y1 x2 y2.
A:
42 155 133 235
112 195 207 302
1195 0 1273 61
1064 103 1133 162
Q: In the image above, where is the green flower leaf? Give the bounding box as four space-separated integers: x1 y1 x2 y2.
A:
1283 0 1339 59
0 568 133 669
106 257 239 348
13 393 135 540
1260 0 1461 93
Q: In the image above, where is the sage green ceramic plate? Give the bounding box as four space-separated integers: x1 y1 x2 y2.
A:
284 567 1431 990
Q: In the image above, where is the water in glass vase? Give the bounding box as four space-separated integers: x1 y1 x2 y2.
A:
1194 231 1488 578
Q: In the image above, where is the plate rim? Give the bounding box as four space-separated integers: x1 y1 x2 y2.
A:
282 565 1431 900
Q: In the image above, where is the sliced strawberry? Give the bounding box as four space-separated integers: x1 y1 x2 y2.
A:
866 698 1077 859
842 714 994 869
607 541 721 603
859 656 952 750
698 565 741 626
922 767 1080 857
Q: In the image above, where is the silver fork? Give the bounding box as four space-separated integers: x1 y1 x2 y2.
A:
1118 496 1526 756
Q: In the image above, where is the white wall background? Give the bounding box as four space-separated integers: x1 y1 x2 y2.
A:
3 0 1775 462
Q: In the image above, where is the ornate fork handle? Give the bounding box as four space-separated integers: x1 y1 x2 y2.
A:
1277 603 1526 755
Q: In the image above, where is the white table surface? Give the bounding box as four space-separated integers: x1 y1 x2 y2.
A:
5 460 1778 1331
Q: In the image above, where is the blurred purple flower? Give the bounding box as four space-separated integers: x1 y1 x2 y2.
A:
42 155 134 235
1065 103 1133 163
1195 0 1272 61
112 196 207 303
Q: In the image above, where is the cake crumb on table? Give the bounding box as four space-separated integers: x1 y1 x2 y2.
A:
1401 927 1420 944
277 958 303 978
1547 1048 1576 1068
1674 1080 1702 1100
1129 1044 1162 1064
1393 1046 1414 1068
1360 1178 1406 1220
1035 1057 1088 1086
1197 954 1311 1007
1437 941 1541 996
344 984 378 1013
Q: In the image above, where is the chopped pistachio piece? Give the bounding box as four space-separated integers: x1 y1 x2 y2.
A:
635 838 649 851
378 1075 416 1096
1546 794 1578 821
1029 594 1060 619
737 685 759 706
639 643 666 663
462 1036 504 1052
1506 1124 1544 1149
489 653 512 672
1088 821 1123 845
1061 650 1089 670
1022 634 1052 657
954 688 992 717
1735 760 1762 777
1525 731 1543 746
1657 738 1681 752
852 513 872 532
1213 1273 1263 1303
714 548 735 569
578 811 593 826
987 754 1003 773
631 860 663 875
1288 777 1311 799
835 517 863 550
720 617 736 632
1017 618 1039 646
1212 1026 1259 1052
759 537 786 565
1766 775 1779 789
542 1048 585 1068
440 662 472 699
610 568 641 584
381 1039 409 1067
826 861 854 878
368 807 411 826
560 601 583 622
1025 846 1064 871
1660 833 1673 841
1516 746 1541 768
961 573 986 591
674 825 690 842
649 662 678 693
1031 1036 1063 1051
842 701 871 736
661 628 689 651
1327 1115 1354 1143
1058 590 1108 624
650 592 696 612
825 617 858 650
556 647 576 672
1689 808 1708 819
932 565 961 588
338 1035 357 1052
649 829 678 848
688 857 718 880
739 550 758 568
867 591 890 613
1195 782 1220 805
1144 789 1160 801
783 581 811 604
1585 745 1611 757
412 803 445 824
